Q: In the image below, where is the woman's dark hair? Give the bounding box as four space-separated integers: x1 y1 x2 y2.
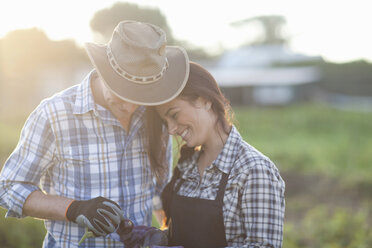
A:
146 62 234 181
145 107 169 183
177 62 233 163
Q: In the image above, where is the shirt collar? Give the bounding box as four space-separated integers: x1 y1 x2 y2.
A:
212 125 242 174
73 70 97 115
178 125 241 176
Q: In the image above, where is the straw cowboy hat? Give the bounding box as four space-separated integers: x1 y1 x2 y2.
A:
85 20 189 105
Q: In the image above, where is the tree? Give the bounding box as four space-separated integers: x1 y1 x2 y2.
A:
231 15 288 45
1 28 88 78
90 2 175 44
0 28 90 117
90 2 214 61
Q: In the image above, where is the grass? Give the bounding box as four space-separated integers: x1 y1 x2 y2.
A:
234 104 372 182
0 209 45 248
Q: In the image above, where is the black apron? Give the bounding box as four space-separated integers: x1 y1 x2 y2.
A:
167 169 229 248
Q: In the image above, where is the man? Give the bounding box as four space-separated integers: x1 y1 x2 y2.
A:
0 20 189 247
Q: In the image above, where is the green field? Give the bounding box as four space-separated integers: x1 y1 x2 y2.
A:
1 104 371 247
235 104 372 182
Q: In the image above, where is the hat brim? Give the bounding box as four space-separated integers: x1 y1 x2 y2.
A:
85 42 189 106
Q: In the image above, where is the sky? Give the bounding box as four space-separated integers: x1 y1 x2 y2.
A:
0 0 371 63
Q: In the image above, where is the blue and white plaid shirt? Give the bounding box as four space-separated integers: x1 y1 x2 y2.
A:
0 70 172 248
174 126 285 248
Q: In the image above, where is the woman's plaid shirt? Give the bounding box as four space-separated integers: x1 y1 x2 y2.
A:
0 71 172 248
173 126 285 248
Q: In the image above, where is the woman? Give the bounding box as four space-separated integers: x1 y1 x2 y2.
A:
156 62 285 248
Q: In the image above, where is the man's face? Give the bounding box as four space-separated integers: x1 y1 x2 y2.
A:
101 83 139 122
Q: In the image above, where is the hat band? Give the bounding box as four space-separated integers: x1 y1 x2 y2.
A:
107 46 168 84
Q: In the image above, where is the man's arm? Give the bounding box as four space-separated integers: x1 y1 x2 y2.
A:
0 106 56 218
23 190 73 221
23 191 125 236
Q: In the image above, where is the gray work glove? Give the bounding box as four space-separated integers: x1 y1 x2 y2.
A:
66 196 123 236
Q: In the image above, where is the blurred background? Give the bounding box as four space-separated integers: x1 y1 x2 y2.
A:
1 0 371 247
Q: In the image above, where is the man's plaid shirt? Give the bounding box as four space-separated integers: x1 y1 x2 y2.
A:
173 126 285 248
0 71 172 248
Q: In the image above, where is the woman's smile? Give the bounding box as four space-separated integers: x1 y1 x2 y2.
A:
180 128 189 140
156 97 215 148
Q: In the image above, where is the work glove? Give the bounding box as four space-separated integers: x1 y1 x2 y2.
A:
116 223 168 248
66 196 123 237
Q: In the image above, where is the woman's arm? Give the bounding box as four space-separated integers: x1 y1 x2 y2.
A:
239 162 285 248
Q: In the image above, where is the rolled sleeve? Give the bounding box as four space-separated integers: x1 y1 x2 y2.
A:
0 105 55 218
0 182 41 218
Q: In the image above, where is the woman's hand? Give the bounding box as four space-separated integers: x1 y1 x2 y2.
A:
117 224 168 248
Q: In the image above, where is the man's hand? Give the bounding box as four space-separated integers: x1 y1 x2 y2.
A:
66 196 123 236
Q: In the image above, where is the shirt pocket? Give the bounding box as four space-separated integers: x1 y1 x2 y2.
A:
60 144 120 192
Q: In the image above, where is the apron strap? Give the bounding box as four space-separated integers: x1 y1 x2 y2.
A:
173 167 184 194
215 173 229 203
